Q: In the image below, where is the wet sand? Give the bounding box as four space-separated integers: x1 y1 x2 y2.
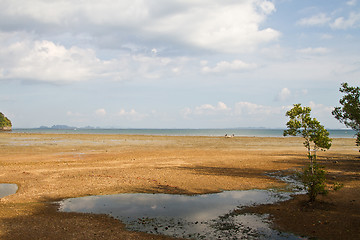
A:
0 133 359 239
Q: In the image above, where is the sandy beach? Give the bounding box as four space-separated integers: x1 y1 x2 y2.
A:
0 132 359 239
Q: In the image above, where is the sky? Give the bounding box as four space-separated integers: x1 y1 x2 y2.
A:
0 0 359 129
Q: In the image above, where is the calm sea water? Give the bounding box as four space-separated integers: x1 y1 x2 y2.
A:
12 128 356 138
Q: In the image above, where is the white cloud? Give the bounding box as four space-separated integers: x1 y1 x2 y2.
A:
95 108 106 116
0 39 96 83
182 102 231 118
1 1 358 129
146 0 279 53
276 88 291 101
234 102 281 116
258 0 276 15
194 102 231 115
0 0 149 27
232 102 291 126
297 13 331 26
117 109 147 121
309 101 333 115
331 12 360 29
181 107 192 119
217 101 230 110
0 34 188 83
183 101 285 120
202 60 257 73
181 101 290 127
0 0 279 54
308 101 337 127
347 0 357 6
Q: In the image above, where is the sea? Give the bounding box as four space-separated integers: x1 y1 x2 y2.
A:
11 128 357 138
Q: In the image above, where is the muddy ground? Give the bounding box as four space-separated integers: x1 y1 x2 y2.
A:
0 133 359 239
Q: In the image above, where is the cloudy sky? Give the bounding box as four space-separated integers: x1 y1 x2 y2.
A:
0 0 359 129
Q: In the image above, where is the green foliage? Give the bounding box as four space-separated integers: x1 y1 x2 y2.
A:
284 104 334 202
333 182 344 191
301 160 327 202
299 154 343 202
332 82 360 151
0 112 12 128
284 104 332 154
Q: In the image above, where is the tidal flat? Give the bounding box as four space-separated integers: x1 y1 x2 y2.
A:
0 132 359 239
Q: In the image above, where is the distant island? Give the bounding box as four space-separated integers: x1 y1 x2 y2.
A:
0 112 12 131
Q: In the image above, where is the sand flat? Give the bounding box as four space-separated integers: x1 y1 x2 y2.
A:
0 133 359 239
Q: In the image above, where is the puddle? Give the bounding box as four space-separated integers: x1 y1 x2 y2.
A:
59 173 306 239
0 184 18 198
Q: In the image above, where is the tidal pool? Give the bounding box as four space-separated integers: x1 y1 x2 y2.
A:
59 180 307 239
0 184 18 198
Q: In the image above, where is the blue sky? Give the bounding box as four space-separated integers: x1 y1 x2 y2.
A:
0 0 359 128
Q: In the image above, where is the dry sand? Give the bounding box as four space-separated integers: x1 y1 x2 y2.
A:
0 132 359 239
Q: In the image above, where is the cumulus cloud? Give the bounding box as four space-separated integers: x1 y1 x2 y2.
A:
0 0 281 84
297 9 360 30
146 0 279 53
276 88 291 101
182 101 287 124
202 60 257 73
307 101 337 127
181 101 289 127
182 102 231 118
232 101 291 126
234 102 281 116
331 12 360 29
0 39 97 83
309 101 333 115
0 0 279 54
117 109 147 121
194 102 231 115
0 34 187 83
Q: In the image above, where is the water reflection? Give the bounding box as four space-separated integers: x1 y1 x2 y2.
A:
0 184 18 198
59 189 304 239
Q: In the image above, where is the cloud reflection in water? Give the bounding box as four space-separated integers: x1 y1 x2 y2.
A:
59 190 304 239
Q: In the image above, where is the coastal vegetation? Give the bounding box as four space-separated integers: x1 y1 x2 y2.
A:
0 112 12 130
283 104 334 202
332 82 360 151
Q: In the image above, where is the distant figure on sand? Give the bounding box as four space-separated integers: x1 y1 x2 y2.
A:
225 134 234 138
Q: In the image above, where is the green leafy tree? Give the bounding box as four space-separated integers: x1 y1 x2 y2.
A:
283 104 332 202
332 83 360 151
283 104 332 169
0 112 12 128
